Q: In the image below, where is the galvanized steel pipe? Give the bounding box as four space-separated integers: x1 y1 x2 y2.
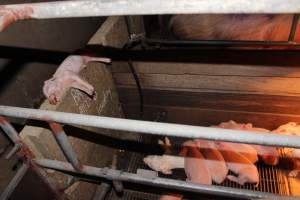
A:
48 122 82 171
0 116 20 143
34 158 295 199
3 0 300 18
1 106 300 148
1 0 300 31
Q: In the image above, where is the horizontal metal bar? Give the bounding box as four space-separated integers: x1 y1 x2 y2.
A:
144 38 300 47
2 0 300 31
3 0 300 18
1 106 300 148
34 159 297 200
48 122 82 171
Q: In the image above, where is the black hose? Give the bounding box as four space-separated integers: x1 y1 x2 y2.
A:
122 41 144 118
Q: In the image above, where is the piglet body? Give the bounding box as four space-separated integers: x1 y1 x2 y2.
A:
243 126 279 165
182 141 212 185
43 55 111 104
160 194 183 200
215 142 259 186
194 139 228 184
143 155 184 175
273 122 300 176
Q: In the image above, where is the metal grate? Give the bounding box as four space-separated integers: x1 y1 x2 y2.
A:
106 136 291 200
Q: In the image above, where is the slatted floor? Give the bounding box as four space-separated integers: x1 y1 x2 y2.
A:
106 136 291 200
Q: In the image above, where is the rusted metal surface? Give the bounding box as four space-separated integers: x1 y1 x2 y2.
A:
48 122 82 171
1 0 300 32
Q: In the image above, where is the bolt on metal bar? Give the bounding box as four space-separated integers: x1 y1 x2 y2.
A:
34 159 298 200
1 106 300 148
48 122 82 171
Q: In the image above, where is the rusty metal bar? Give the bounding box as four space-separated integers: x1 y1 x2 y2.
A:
48 122 82 171
34 158 298 200
1 0 300 32
0 116 25 159
0 116 20 144
1 106 300 148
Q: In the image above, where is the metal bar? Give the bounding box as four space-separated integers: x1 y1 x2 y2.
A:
0 162 29 200
111 154 123 193
5 0 300 17
2 0 300 31
144 38 300 47
288 14 300 41
1 106 300 148
0 116 34 159
5 143 22 160
48 122 82 171
0 116 20 144
93 183 111 200
35 159 298 200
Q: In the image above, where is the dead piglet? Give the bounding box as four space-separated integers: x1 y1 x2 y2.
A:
43 55 111 104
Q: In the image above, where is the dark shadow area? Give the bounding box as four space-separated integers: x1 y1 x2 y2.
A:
0 60 28 94
1 45 300 66
9 165 58 200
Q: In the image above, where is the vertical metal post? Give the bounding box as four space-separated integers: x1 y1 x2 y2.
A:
48 122 82 171
288 14 299 42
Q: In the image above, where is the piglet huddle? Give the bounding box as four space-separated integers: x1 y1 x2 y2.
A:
143 120 300 200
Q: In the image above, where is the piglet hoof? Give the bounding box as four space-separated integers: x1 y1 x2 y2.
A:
0 6 33 32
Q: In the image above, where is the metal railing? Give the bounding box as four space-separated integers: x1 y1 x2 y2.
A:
0 105 300 199
1 0 300 32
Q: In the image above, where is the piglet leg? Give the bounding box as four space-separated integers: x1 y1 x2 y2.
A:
43 55 111 104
